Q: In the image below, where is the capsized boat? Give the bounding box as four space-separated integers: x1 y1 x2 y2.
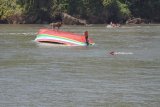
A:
35 29 95 46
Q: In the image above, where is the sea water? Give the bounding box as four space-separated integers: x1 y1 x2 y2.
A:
0 24 160 107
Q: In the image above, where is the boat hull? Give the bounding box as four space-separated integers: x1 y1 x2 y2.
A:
35 29 94 46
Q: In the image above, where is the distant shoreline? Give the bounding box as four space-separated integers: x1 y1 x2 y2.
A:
0 23 160 25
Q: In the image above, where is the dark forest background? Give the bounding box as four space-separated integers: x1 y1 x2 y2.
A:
0 0 160 24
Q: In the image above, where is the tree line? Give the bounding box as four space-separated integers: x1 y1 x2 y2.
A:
0 0 160 24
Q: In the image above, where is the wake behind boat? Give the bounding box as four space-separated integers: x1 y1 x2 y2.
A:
35 29 95 46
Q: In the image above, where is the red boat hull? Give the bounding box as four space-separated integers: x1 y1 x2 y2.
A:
35 29 94 46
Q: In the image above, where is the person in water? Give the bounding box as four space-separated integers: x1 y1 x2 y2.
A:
84 31 89 46
106 21 121 28
50 22 63 30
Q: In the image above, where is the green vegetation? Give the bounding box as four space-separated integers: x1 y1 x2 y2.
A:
0 0 160 24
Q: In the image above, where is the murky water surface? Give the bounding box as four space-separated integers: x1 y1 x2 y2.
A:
0 24 160 107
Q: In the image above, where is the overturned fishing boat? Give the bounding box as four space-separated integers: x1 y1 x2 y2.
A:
35 29 95 46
